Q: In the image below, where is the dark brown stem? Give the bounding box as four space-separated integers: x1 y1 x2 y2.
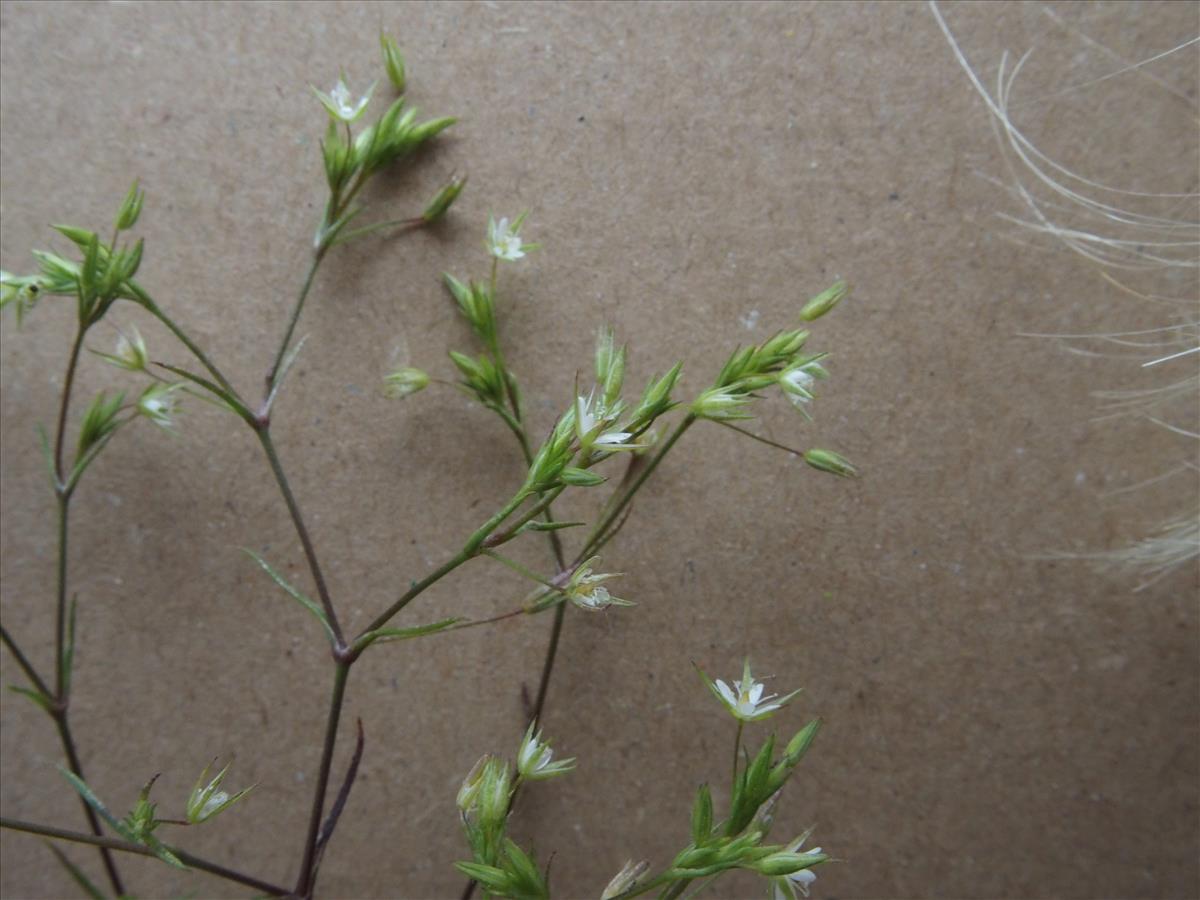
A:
52 714 125 895
0 625 53 699
0 816 287 895
295 662 350 898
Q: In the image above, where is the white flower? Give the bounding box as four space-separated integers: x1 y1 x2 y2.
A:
778 360 829 416
700 659 801 723
313 77 375 123
516 722 575 780
563 557 634 612
137 383 182 431
769 834 824 900
772 867 817 900
779 367 814 405
574 391 637 451
487 214 537 261
95 325 149 372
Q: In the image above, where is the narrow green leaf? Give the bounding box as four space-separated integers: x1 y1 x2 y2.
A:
691 784 713 846
8 684 56 714
156 364 253 423
265 334 309 408
242 549 334 645
43 841 106 900
144 834 186 870
58 768 135 842
362 617 461 646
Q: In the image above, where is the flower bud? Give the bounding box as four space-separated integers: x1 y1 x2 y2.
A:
798 280 847 321
383 367 430 399
380 33 407 93
456 755 488 812
476 757 512 827
560 466 606 487
601 860 649 900
114 180 146 232
422 173 467 223
803 448 856 478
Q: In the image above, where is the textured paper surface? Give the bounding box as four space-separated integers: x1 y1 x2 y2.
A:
1 2 1197 898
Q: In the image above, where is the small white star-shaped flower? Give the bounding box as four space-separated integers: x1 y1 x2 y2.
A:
699 659 801 723
516 722 576 780
486 213 540 262
312 77 375 123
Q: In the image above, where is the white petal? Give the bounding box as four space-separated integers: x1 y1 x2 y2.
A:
715 680 737 705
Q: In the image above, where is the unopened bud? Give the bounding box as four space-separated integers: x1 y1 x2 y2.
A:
601 859 649 900
803 448 856 478
383 367 430 399
422 173 467 223
380 33 407 93
798 280 847 322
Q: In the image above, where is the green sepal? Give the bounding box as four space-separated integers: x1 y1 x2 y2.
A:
691 783 713 846
43 841 106 900
51 225 102 254
560 467 606 487
455 861 511 894
242 549 335 646
114 180 146 231
501 839 549 899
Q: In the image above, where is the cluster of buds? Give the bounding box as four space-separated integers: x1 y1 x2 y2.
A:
456 725 571 898
444 274 498 346
690 281 847 423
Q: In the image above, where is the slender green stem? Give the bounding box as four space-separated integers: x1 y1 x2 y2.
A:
52 327 86 480
255 427 344 646
732 720 744 789
482 550 557 588
53 496 69 698
356 489 531 641
486 488 566 548
0 817 287 896
713 419 803 456
131 287 238 396
52 714 125 895
295 662 350 899
267 251 325 392
42 321 127 894
578 415 695 562
0 625 53 699
332 216 423 245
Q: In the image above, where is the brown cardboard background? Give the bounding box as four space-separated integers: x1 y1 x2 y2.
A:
1 2 1197 898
